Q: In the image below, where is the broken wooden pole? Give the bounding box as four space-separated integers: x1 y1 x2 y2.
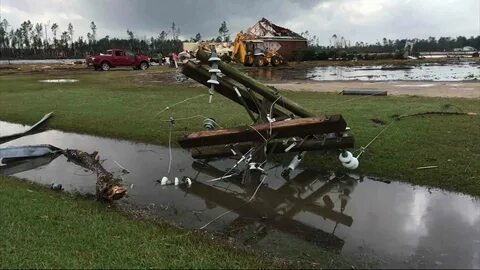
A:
196 49 314 118
190 136 355 159
179 116 347 148
62 149 127 201
182 61 289 118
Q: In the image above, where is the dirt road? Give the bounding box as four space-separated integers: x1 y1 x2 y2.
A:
267 80 480 98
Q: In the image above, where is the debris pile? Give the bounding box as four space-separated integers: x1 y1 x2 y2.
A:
0 112 126 201
179 49 356 183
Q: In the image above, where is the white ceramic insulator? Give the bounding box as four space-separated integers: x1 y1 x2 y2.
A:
285 142 297 152
208 68 221 73
174 177 180 186
207 79 219 85
161 176 169 185
288 154 303 171
343 157 359 170
339 151 353 163
208 57 221 62
267 114 275 123
234 87 241 97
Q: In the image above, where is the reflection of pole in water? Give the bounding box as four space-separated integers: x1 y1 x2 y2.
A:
337 179 357 213
184 161 360 250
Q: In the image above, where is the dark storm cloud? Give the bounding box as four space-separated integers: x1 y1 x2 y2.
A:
1 0 479 44
75 0 320 38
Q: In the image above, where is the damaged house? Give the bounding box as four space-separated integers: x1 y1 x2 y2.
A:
244 17 308 59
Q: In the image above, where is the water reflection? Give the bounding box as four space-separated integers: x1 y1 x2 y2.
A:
184 161 358 251
1 120 479 268
246 63 480 82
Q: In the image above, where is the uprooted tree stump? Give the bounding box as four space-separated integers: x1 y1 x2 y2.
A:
61 149 127 201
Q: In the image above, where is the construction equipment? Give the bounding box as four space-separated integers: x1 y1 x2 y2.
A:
231 32 285 67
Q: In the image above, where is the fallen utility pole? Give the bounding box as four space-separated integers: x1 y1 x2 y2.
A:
191 136 355 159
182 61 289 118
179 116 347 148
196 49 313 118
180 48 355 182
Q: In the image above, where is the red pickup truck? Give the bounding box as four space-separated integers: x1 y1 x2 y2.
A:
86 49 150 71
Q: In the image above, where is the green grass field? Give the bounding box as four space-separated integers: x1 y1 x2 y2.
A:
0 176 284 269
0 67 478 268
0 68 478 196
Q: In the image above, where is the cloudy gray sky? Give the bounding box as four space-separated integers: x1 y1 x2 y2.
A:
1 0 479 44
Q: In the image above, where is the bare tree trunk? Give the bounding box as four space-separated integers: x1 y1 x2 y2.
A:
62 149 127 201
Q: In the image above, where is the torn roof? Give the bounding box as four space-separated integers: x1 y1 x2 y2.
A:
245 18 306 40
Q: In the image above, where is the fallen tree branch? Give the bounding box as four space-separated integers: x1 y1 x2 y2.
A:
61 149 127 201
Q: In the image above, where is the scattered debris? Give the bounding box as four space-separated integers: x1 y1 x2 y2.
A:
416 165 438 170
0 111 53 145
50 183 63 191
175 74 189 82
395 111 478 120
370 118 387 126
0 144 60 164
113 160 130 174
38 79 79 83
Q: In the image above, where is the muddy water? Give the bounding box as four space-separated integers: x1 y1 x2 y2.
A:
247 63 480 82
1 121 480 268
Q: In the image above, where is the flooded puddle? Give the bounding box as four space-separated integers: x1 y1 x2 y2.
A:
247 63 480 82
38 79 79 83
1 120 479 268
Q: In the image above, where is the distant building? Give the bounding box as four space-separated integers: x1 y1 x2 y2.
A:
244 18 307 59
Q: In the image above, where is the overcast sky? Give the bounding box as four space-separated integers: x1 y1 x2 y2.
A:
1 0 479 45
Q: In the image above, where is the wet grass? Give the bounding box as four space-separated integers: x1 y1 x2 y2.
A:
0 69 479 198
3 175 343 268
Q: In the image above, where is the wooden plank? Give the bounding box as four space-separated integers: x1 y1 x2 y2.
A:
342 89 387 96
178 116 347 148
191 136 355 159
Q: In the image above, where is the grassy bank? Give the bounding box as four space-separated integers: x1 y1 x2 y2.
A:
0 69 479 197
0 176 287 268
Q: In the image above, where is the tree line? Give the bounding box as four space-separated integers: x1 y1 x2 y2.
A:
0 19 189 59
293 33 480 61
0 18 232 59
1 17 478 60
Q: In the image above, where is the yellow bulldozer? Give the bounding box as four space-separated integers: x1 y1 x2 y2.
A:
231 33 285 67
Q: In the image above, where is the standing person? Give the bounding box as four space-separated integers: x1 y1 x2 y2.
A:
157 52 163 65
172 52 178 68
